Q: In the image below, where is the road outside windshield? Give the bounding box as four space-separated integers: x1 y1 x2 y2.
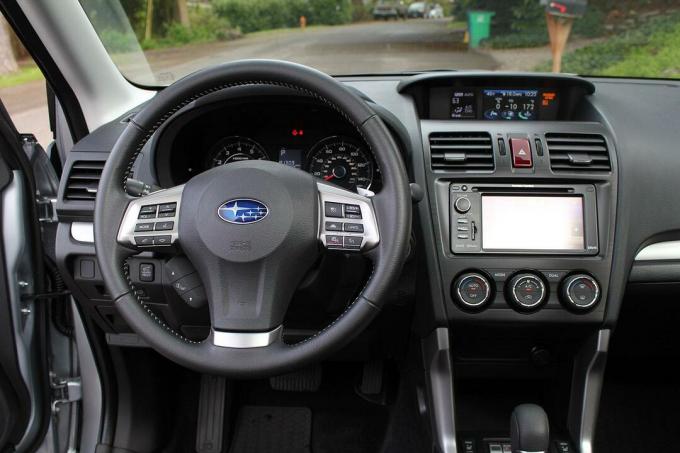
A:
79 0 679 85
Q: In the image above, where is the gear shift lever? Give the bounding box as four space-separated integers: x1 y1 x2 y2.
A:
510 404 549 453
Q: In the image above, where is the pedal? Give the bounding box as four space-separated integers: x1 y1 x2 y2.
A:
195 375 229 453
269 365 322 392
359 360 383 395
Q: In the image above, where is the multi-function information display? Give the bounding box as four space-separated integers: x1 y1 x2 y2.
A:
481 195 585 251
450 88 559 120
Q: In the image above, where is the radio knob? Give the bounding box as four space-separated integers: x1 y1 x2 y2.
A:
507 273 547 311
561 274 600 310
452 272 492 310
454 197 472 214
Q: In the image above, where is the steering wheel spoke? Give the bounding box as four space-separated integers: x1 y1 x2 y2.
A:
317 181 380 253
117 185 184 249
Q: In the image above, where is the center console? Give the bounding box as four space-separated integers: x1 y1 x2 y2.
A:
399 73 617 453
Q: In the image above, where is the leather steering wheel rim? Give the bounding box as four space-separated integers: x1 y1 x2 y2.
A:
94 60 411 378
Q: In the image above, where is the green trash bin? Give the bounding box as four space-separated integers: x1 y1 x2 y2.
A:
467 10 495 48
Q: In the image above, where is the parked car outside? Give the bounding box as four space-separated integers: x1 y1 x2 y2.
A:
428 3 444 19
407 2 428 18
373 0 407 20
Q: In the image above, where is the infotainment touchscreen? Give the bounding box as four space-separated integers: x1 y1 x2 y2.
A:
481 196 584 251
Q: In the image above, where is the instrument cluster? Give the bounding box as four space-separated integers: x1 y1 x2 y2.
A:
155 99 381 192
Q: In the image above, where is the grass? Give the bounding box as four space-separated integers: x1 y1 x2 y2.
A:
535 12 680 78
0 65 44 89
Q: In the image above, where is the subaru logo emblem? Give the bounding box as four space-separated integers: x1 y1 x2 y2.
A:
217 199 269 224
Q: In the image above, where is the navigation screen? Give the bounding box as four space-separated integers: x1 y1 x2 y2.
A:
481 196 584 251
482 89 540 120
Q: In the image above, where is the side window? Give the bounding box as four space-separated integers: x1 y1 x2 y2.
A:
0 15 51 149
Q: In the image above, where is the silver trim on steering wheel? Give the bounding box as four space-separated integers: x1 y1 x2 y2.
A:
213 325 283 348
117 185 184 248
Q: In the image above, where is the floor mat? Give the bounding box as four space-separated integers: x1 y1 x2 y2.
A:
229 406 312 453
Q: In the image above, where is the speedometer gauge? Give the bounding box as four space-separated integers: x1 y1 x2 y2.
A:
207 136 268 168
307 137 373 191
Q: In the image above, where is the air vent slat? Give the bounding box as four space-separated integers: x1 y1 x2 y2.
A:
429 132 494 172
64 160 105 201
546 133 610 173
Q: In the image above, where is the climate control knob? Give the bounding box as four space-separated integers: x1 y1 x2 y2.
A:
507 273 547 311
453 272 492 310
561 274 600 310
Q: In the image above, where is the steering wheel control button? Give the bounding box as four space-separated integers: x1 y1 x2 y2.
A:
344 204 362 218
158 211 175 218
325 221 343 231
561 274 600 310
181 286 207 308
158 203 177 213
134 236 154 246
153 235 172 246
138 205 157 219
510 138 533 168
454 197 472 214
135 223 154 232
154 221 174 231
165 257 196 283
343 223 364 233
139 263 155 282
343 236 363 249
324 202 343 218
507 273 547 311
172 273 202 294
325 235 344 248
452 272 492 310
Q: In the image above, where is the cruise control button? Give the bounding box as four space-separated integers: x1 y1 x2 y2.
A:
344 236 363 249
181 286 207 308
134 236 154 246
325 235 343 248
153 235 172 246
173 273 202 294
158 203 177 213
344 204 362 218
135 223 154 232
343 223 364 233
154 221 174 231
325 221 343 231
345 213 362 220
324 202 343 218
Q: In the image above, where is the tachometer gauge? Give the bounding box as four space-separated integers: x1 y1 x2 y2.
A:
207 136 268 168
307 137 373 191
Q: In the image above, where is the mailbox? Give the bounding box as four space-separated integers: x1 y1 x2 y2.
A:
541 0 588 18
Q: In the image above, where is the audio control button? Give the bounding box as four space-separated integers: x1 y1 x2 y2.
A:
454 197 472 213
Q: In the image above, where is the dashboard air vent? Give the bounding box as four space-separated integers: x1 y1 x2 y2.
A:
546 133 611 172
64 160 105 201
429 132 494 171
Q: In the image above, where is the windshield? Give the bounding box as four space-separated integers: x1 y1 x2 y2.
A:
79 0 680 86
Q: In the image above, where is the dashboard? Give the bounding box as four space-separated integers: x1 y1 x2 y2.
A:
153 98 381 192
55 71 680 345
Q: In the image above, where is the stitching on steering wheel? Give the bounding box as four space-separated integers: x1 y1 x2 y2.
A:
120 79 377 347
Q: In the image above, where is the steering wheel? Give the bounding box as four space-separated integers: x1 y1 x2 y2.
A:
94 60 411 378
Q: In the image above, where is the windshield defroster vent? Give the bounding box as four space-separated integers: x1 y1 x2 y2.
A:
429 132 494 171
64 160 105 201
546 133 611 172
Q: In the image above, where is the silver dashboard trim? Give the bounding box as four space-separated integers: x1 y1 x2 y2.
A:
71 222 94 244
634 240 680 261
212 325 282 348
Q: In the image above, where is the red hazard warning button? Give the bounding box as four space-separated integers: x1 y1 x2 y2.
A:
510 138 533 168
